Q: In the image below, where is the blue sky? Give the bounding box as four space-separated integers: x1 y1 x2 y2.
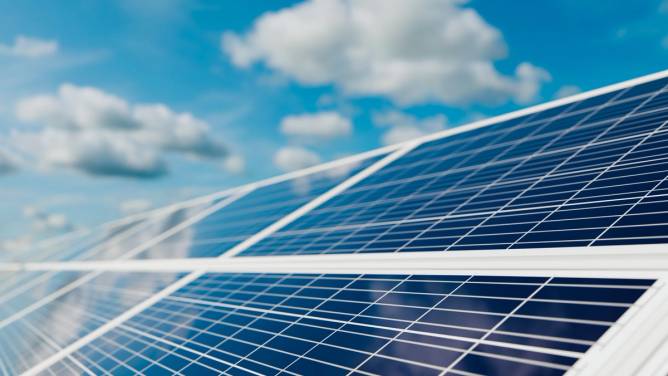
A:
1 0 667 248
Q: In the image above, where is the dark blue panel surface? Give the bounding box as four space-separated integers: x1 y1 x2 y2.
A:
60 273 653 375
239 76 668 256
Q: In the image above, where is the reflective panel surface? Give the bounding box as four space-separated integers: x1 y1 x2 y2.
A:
240 77 668 256
49 273 654 376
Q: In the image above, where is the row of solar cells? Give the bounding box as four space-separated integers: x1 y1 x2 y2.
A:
31 273 652 376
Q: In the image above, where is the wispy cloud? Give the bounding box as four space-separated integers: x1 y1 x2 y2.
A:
373 110 448 145
0 35 58 58
280 111 352 140
119 198 152 215
554 85 582 99
273 146 321 172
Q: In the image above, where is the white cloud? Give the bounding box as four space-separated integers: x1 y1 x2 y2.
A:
222 0 550 106
280 111 352 139
0 35 58 58
13 84 228 178
222 154 245 174
120 199 153 215
554 85 582 99
373 110 448 145
274 146 321 172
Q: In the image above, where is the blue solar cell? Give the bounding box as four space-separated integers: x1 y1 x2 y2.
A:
57 273 652 376
238 76 668 257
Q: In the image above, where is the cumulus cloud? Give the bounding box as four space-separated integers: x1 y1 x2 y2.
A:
274 146 321 172
221 154 245 174
222 0 550 106
374 110 448 145
554 85 582 99
120 199 153 215
280 111 352 140
13 84 228 178
0 35 58 58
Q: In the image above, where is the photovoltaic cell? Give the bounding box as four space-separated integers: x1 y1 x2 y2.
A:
51 273 654 376
239 76 668 256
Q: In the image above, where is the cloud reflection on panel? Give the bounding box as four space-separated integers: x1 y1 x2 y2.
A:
3 271 184 375
109 154 380 260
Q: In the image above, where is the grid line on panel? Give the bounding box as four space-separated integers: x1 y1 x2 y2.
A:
125 301 573 375
505 100 668 249
590 173 668 245
405 102 596 253
348 275 475 375
56 273 653 376
53 280 640 376
237 76 668 257
231 274 373 372
441 277 553 375
341 110 554 256
445 92 635 250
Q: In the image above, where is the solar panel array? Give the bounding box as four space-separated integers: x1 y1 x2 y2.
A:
2 72 668 375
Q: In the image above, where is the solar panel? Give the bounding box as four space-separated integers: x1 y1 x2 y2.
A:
239 76 668 256
3 71 668 375
46 273 654 375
